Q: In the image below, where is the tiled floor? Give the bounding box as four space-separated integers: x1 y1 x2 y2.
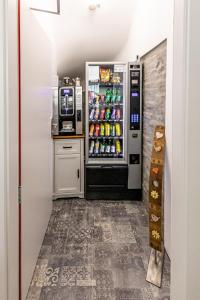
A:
27 199 170 300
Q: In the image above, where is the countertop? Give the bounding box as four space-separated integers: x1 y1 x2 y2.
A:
53 135 85 140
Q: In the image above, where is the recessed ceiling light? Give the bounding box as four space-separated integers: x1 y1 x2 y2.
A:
89 3 100 11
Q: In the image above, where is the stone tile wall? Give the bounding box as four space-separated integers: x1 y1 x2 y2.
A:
141 40 167 203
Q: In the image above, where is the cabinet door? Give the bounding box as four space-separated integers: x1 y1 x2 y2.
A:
55 154 80 195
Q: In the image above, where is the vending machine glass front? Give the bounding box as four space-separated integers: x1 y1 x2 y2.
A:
86 63 127 164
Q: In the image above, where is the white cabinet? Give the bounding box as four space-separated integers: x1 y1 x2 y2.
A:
54 138 84 199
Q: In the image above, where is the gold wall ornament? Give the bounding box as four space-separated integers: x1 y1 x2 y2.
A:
149 125 165 252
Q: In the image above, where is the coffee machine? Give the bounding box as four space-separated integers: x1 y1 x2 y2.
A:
52 77 83 136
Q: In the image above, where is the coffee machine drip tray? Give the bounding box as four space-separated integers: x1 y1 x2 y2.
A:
61 121 75 133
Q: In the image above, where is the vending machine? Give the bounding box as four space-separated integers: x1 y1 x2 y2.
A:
85 62 142 200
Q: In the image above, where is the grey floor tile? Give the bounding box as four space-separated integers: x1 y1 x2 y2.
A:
26 199 170 300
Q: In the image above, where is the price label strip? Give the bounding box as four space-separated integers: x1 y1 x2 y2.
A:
146 125 165 288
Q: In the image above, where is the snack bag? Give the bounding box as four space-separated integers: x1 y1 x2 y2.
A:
100 68 111 83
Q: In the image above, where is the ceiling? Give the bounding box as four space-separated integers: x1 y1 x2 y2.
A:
34 0 134 79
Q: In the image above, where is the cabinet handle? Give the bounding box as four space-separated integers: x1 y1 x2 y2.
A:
77 169 80 179
63 146 72 149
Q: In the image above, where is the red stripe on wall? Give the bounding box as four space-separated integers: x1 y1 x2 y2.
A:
17 0 22 299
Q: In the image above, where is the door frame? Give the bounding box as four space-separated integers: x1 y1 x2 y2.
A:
0 0 19 299
0 0 8 298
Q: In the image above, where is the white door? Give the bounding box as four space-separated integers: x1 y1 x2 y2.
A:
21 4 53 298
55 154 81 195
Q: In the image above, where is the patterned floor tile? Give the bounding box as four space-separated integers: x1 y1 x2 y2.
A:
26 199 170 300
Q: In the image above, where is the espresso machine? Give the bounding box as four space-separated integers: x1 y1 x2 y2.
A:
52 77 83 136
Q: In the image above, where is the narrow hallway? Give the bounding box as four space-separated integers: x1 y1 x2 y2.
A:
27 200 170 300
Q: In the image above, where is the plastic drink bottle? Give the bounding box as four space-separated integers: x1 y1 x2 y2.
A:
115 123 121 136
105 108 111 120
111 108 116 120
116 109 121 120
89 123 95 136
89 141 95 154
100 109 105 120
100 123 105 136
94 141 100 154
95 124 100 137
116 140 121 154
89 109 95 120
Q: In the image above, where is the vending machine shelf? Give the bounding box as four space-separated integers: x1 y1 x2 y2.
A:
89 119 123 123
89 153 123 158
89 136 123 140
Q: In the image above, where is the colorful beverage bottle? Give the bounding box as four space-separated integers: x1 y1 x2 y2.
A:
95 96 100 108
106 140 111 153
100 95 105 105
100 142 105 153
100 123 105 136
89 109 95 120
115 123 121 136
105 123 111 137
89 141 95 154
116 140 121 154
111 89 117 103
111 108 116 120
105 89 112 104
89 123 95 136
111 124 116 137
94 108 100 120
100 108 105 120
95 124 100 137
111 142 116 154
105 108 111 120
116 109 121 120
116 88 121 103
94 141 100 154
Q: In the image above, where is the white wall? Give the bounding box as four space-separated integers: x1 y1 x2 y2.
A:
171 0 200 299
115 0 171 61
116 0 173 257
21 1 53 298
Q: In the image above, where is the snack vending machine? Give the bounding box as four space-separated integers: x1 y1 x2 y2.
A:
85 62 142 200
